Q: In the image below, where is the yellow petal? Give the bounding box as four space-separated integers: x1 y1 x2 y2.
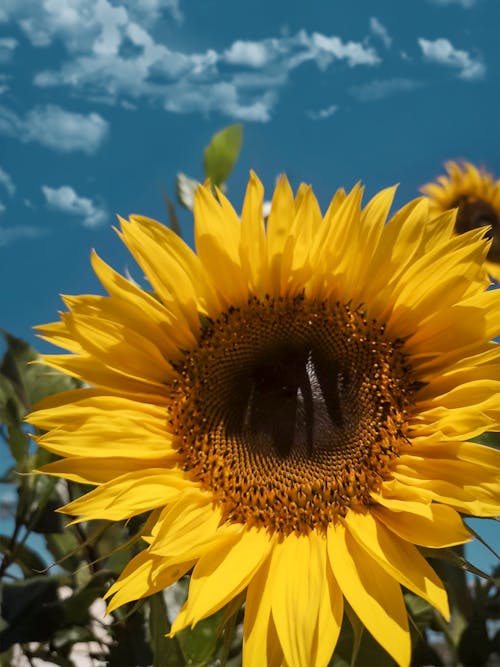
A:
327 521 411 667
60 469 193 522
105 549 193 613
38 454 180 485
243 555 285 667
239 170 268 294
270 531 339 667
172 527 273 632
373 503 471 548
149 491 226 558
345 511 449 619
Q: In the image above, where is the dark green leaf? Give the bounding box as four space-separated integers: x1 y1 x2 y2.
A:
29 498 64 534
44 531 81 572
0 375 24 429
0 331 37 412
108 609 153 667
0 577 64 650
52 625 95 649
63 570 113 625
0 535 46 576
203 124 243 186
4 414 30 464
332 609 397 667
404 593 435 631
149 592 184 667
472 431 500 449
458 614 492 667
23 361 81 407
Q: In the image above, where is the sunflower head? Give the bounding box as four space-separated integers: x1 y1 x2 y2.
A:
421 160 500 279
28 173 500 667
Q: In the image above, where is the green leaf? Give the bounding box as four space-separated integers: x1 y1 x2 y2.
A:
0 374 24 428
63 570 113 626
177 608 224 667
0 331 81 423
0 535 46 576
472 431 500 449
4 414 30 464
0 331 37 413
404 593 435 631
458 614 492 667
203 124 243 186
29 498 64 534
421 545 493 582
149 592 184 667
0 576 64 650
332 610 397 667
108 609 153 667
44 531 81 572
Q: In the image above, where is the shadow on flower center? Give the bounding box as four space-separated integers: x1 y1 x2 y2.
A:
169 295 420 535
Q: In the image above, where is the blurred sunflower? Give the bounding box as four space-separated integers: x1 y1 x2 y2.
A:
421 160 500 281
29 173 500 667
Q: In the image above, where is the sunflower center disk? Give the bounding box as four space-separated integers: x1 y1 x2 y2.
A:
169 297 417 535
454 195 500 263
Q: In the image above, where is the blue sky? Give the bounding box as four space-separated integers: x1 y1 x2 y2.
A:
0 0 499 568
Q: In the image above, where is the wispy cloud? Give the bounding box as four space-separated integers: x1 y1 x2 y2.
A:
0 225 46 246
307 104 339 120
350 77 423 102
0 2 380 123
369 18 392 49
42 185 107 228
123 0 183 25
0 37 17 63
0 105 109 154
0 166 15 196
418 37 485 80
427 0 476 7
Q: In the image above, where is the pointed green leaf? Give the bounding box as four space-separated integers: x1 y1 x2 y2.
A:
149 591 184 667
203 124 243 186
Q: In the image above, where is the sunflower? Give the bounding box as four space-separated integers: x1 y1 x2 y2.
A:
29 173 500 667
421 160 500 281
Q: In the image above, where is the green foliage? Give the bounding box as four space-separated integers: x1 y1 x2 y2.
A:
174 123 244 213
203 124 243 187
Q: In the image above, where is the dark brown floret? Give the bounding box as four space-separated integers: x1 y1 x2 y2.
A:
168 296 417 535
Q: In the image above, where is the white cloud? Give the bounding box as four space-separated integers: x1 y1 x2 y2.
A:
307 104 339 120
0 225 46 246
427 0 476 7
350 77 423 102
369 18 392 48
309 32 380 67
33 29 378 121
0 37 17 63
418 37 485 80
0 105 108 153
42 185 107 228
0 166 15 196
224 41 270 68
0 2 380 122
